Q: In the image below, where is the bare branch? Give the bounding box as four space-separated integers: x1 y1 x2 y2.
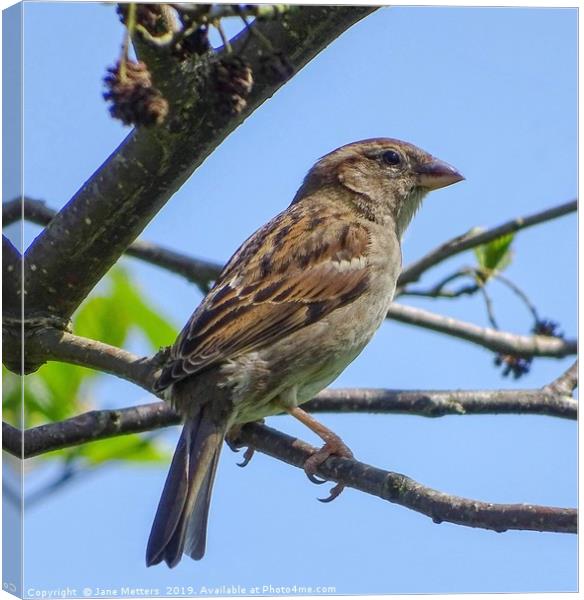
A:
398 199 577 287
126 240 219 291
5 197 222 291
543 360 578 396
399 268 479 299
234 422 577 535
4 357 577 459
21 7 375 322
5 413 574 534
305 388 577 420
3 403 179 459
2 197 21 225
3 418 577 533
3 196 55 228
3 236 23 373
387 303 576 358
3 422 23 458
23 328 161 393
3 235 22 316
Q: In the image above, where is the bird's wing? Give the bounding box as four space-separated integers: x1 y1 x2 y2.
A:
155 206 372 391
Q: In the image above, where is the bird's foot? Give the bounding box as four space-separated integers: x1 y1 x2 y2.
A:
303 435 354 502
285 405 354 502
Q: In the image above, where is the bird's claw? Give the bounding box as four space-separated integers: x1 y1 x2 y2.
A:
237 446 255 468
303 439 354 502
317 482 345 503
306 472 327 485
225 437 241 453
226 421 263 466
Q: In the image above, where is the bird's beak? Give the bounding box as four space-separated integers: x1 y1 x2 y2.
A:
416 158 464 190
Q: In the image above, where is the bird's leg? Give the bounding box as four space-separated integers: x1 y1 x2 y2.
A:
286 406 354 502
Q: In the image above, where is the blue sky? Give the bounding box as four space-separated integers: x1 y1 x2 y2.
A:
7 3 578 596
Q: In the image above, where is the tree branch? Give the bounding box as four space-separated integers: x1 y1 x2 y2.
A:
126 240 219 292
234 423 577 535
4 362 577 459
3 235 22 317
3 196 55 228
3 236 23 373
3 422 23 458
305 387 577 420
5 197 222 292
3 416 575 535
4 338 576 535
20 328 577 421
2 403 179 459
386 303 576 358
398 199 577 287
21 328 161 393
21 7 374 322
543 360 578 396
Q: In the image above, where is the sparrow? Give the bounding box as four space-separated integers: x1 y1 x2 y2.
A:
146 138 464 568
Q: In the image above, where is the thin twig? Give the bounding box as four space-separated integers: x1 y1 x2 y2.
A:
3 196 55 227
493 273 540 322
119 2 137 81
399 268 479 299
477 283 499 330
126 240 219 292
398 199 577 287
214 19 232 53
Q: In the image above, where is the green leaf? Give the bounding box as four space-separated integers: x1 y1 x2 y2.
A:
4 362 96 428
17 267 177 462
73 434 170 465
73 267 176 350
473 233 515 279
108 267 177 349
74 292 132 348
3 369 24 426
35 362 93 421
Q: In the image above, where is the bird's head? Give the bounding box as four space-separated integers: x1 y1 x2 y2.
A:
295 138 464 238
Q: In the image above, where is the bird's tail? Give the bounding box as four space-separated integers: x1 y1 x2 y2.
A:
146 405 227 567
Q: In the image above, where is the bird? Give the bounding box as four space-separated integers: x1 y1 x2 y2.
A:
146 138 464 568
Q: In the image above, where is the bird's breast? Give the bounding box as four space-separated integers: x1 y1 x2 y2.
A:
223 229 402 422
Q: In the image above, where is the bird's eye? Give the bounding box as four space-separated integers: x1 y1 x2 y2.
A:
381 150 401 166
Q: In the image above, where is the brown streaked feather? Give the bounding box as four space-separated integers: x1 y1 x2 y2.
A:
154 204 371 392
